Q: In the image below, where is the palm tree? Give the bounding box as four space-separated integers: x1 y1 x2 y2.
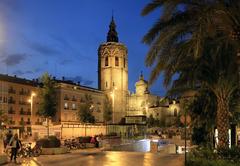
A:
142 0 240 148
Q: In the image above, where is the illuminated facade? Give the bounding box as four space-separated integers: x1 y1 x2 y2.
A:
0 17 180 130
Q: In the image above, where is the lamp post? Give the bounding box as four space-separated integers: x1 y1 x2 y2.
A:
110 87 117 123
28 92 36 129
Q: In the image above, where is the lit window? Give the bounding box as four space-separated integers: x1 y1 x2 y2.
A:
72 103 76 110
105 57 108 66
64 103 68 109
115 57 119 66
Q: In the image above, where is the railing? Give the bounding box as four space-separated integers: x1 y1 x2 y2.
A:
8 100 16 104
35 122 42 125
19 101 28 105
19 91 30 96
9 121 15 125
8 89 16 94
26 121 31 125
8 110 15 114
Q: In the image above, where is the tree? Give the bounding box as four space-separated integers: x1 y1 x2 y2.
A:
77 94 95 123
103 96 112 123
142 0 240 148
38 73 57 137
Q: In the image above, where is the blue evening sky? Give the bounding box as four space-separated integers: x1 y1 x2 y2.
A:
0 0 166 96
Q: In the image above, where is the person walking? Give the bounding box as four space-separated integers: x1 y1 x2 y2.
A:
4 130 13 150
8 133 21 163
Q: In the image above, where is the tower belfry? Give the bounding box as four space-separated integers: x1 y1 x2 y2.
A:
107 16 119 42
98 16 128 123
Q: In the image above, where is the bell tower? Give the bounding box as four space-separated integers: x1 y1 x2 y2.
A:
98 16 128 123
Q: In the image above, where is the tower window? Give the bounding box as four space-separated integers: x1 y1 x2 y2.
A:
105 57 109 66
106 82 108 88
115 57 119 66
174 108 178 117
123 58 126 68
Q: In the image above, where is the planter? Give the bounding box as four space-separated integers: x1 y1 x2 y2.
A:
41 147 68 155
0 154 8 165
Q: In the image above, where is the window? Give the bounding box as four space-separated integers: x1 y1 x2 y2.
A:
174 108 178 117
105 57 109 66
123 58 126 68
105 81 108 88
72 103 76 110
64 95 69 100
115 57 119 66
64 103 68 109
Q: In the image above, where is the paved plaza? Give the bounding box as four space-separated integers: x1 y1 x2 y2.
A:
3 149 184 166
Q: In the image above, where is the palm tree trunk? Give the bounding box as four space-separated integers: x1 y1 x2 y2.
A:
216 97 229 149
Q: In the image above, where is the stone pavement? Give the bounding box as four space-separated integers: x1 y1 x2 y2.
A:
2 148 184 166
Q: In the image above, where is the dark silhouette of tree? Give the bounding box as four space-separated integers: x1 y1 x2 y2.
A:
77 94 95 123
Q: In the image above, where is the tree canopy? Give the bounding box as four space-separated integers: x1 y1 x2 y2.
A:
38 73 57 118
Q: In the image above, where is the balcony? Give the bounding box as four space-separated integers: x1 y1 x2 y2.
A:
20 110 25 115
8 100 16 104
26 121 31 125
8 110 15 114
19 121 25 125
64 97 69 100
9 121 15 125
26 111 31 115
35 122 42 125
19 91 30 96
19 101 28 105
8 89 16 94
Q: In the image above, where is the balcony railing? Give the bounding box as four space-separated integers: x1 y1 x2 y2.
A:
35 122 42 125
26 121 31 125
9 121 15 125
19 91 30 96
64 97 69 100
19 101 28 105
26 111 31 115
8 100 16 104
8 110 15 114
8 89 16 94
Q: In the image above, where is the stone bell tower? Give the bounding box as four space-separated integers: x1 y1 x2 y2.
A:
98 16 128 123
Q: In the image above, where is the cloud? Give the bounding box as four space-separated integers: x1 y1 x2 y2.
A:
2 53 27 66
28 41 59 55
65 76 94 86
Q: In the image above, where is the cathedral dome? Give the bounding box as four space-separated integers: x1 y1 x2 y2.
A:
135 72 149 95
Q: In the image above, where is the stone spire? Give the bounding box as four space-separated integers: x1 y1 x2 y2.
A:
107 16 119 42
140 71 144 80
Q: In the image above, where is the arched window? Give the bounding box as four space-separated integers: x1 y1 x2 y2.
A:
174 108 178 117
115 57 119 66
105 57 109 66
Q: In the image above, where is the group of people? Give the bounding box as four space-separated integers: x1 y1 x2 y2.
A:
3 130 22 163
90 135 101 148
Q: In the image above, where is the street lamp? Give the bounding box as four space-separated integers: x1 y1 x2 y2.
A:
28 92 36 125
110 87 117 123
